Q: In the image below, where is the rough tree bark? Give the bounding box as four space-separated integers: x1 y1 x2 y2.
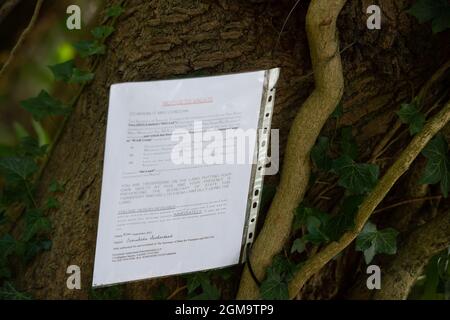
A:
13 0 450 299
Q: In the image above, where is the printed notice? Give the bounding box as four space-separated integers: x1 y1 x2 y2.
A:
92 71 267 287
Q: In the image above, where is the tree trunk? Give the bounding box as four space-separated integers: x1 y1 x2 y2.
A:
15 0 450 299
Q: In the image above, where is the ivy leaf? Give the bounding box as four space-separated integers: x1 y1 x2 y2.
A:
20 90 69 121
396 103 425 135
0 234 16 260
0 265 11 279
91 26 115 39
22 209 51 242
45 197 60 209
49 61 93 84
185 272 221 300
23 239 51 262
431 9 450 33
356 222 399 264
311 137 332 171
17 137 47 158
362 243 377 265
339 127 358 160
1 183 29 205
49 180 65 193
408 0 450 33
268 255 298 282
260 255 299 299
0 211 7 225
408 0 448 22
341 194 365 216
190 281 220 300
324 195 365 241
68 68 94 84
332 155 379 194
370 228 398 256
293 204 307 231
421 255 441 299
152 284 169 300
106 5 125 17
74 40 105 58
48 60 75 82
213 267 233 280
293 204 327 231
331 102 344 119
293 205 330 244
290 238 306 254
0 157 38 184
0 235 15 279
419 135 450 197
90 286 123 300
304 215 330 244
0 145 15 157
185 272 209 294
260 272 288 300
0 282 32 300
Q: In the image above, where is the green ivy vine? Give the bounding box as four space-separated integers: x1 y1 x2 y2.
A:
0 3 125 300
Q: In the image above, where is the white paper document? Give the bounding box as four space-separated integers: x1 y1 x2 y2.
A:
93 69 279 287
